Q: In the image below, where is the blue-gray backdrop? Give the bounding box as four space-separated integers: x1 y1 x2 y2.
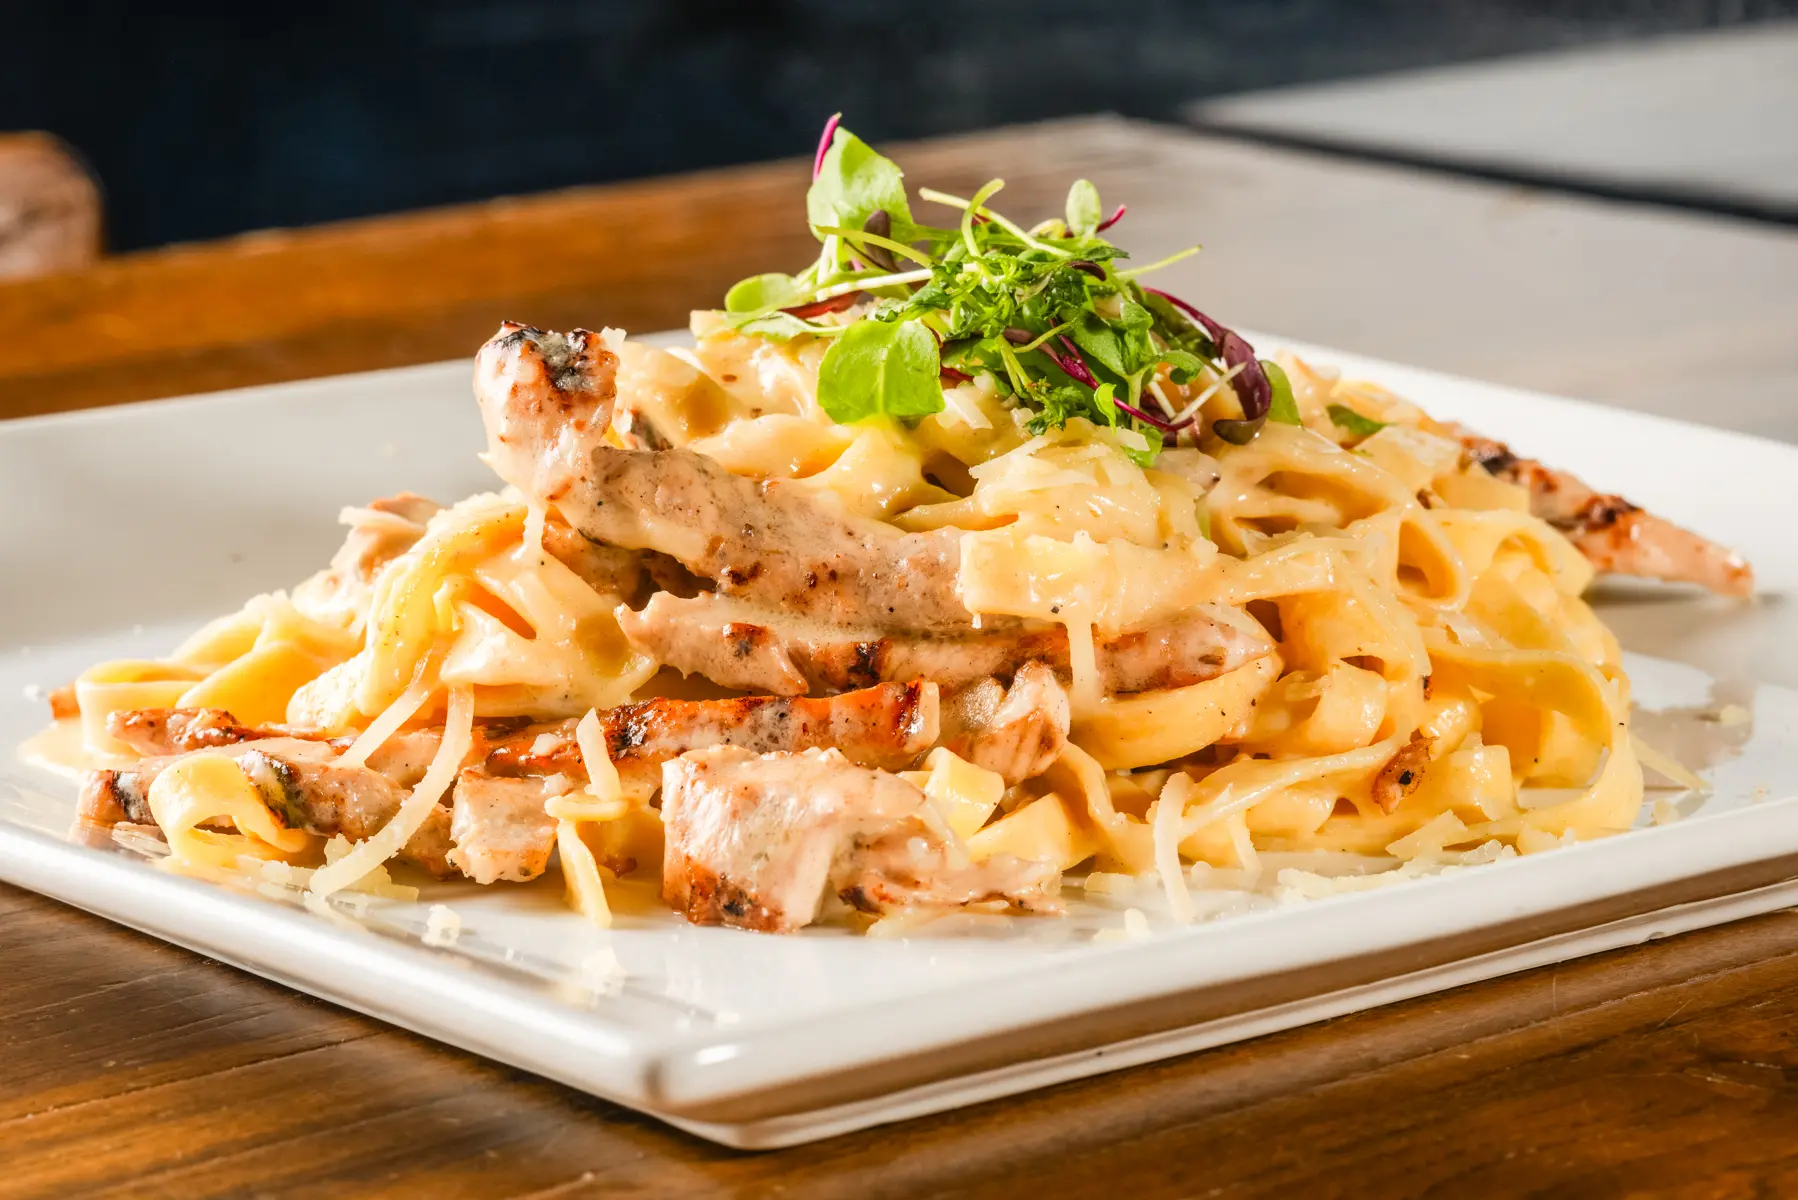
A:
3 0 1791 250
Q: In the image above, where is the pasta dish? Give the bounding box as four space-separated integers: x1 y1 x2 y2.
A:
42 119 1754 935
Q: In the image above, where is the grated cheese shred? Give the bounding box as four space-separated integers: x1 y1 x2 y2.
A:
1631 733 1710 793
310 685 474 898
338 655 438 770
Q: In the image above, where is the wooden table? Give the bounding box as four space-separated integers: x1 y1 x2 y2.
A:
5 118 1798 1196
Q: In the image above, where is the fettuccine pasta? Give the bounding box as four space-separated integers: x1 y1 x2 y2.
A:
42 120 1752 936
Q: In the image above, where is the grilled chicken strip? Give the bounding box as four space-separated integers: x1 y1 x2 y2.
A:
1371 732 1430 814
87 736 553 885
617 592 1272 697
540 518 648 600
483 681 940 803
80 737 459 877
109 706 283 756
475 322 978 633
88 681 941 881
1456 430 1752 597
939 664 1071 784
661 746 1060 933
107 707 452 786
474 323 620 511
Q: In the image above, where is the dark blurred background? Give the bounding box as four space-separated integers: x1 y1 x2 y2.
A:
3 0 1794 252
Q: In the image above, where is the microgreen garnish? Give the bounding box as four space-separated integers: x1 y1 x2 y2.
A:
1265 361 1301 425
716 116 1285 455
817 318 943 423
1143 287 1283 445
812 113 843 181
809 127 920 247
1328 403 1387 439
1065 179 1103 238
724 273 803 314
782 291 865 319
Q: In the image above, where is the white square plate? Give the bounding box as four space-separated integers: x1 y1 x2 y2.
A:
3 336 1795 1149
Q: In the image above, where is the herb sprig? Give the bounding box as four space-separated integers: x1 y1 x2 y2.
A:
715 116 1293 458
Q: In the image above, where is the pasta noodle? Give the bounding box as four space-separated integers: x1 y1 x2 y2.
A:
43 330 1691 930
148 753 315 872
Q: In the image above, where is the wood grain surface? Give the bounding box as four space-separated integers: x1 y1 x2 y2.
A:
5 884 1797 1197
4 117 1797 1197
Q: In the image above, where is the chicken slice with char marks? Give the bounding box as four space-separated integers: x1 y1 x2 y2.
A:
108 706 278 757
87 680 943 884
483 680 940 803
475 322 979 633
106 707 457 787
539 517 649 602
616 592 1272 697
474 323 621 511
939 663 1071 785
80 737 459 877
1455 429 1752 597
448 773 558 884
661 746 1060 933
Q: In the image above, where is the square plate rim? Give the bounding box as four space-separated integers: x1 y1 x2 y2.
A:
4 330 1795 1145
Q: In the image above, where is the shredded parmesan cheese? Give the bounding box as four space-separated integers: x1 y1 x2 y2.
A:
1516 826 1579 855
1171 359 1247 425
966 432 1054 480
1081 871 1145 896
1188 861 1259 892
1275 861 1439 901
547 792 630 823
1713 703 1751 727
423 903 463 947
1385 811 1468 861
1064 613 1100 716
1094 906 1152 942
556 819 613 927
1631 734 1710 793
338 504 430 538
522 501 548 557
575 707 623 805
246 845 418 901
1446 839 1515 866
939 381 994 430
1152 775 1197 924
338 654 438 769
550 707 632 823
310 685 474 898
1225 811 1260 878
576 945 626 996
